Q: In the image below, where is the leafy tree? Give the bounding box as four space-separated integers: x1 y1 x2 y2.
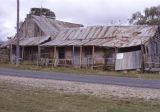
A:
129 5 160 25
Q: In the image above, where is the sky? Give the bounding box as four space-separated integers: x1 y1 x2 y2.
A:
0 0 160 41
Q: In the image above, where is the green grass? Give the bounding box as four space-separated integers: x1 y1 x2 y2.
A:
0 81 160 112
0 63 160 80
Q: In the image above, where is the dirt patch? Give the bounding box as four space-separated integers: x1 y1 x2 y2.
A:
0 75 160 100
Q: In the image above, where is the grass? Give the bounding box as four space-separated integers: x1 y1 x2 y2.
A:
0 63 160 80
0 81 160 112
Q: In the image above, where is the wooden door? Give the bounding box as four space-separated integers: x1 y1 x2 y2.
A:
73 47 80 65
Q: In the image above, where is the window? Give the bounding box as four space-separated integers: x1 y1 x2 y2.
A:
118 46 141 53
58 47 65 59
84 47 92 57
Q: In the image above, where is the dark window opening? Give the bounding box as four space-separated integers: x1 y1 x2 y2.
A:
74 47 80 56
58 47 65 59
118 46 141 53
155 42 158 55
84 47 92 57
41 47 52 58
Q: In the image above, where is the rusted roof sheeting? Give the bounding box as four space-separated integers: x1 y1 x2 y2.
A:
32 15 83 37
103 26 156 38
85 36 151 47
42 39 90 47
32 15 59 36
0 36 20 48
19 36 50 46
43 25 158 48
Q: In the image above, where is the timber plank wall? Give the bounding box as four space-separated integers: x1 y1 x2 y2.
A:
0 48 10 63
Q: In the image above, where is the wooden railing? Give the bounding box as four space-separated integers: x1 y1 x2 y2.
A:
39 58 73 67
144 62 160 72
39 57 115 70
92 58 115 69
144 62 160 68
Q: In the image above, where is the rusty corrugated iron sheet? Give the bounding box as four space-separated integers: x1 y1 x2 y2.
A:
42 39 90 47
32 15 83 37
19 36 51 46
2 15 83 47
42 25 158 48
0 37 17 48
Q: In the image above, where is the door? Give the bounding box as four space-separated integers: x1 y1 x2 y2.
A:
84 47 92 66
73 47 80 65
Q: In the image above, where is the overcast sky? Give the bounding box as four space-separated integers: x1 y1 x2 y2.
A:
0 0 160 40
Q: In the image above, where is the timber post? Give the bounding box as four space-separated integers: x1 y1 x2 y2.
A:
92 46 95 69
10 44 13 64
37 44 41 66
72 46 75 66
80 46 82 68
141 45 145 72
16 0 20 66
22 46 24 61
54 46 57 67
114 47 118 71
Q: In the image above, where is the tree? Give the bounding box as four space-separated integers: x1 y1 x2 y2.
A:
129 5 160 25
30 8 56 19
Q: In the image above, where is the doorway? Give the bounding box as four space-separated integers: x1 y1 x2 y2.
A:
73 47 80 65
58 47 65 59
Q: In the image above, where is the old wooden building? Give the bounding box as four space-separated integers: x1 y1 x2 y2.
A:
8 8 83 63
41 26 160 71
0 40 10 63
3 8 160 71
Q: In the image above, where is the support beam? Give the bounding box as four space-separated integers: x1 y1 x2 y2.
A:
10 44 13 64
80 46 82 68
22 46 24 60
141 45 145 72
37 45 41 66
54 46 57 67
114 47 118 70
72 46 75 65
92 46 95 69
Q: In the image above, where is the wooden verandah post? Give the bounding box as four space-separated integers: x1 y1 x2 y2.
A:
54 46 57 67
21 46 24 61
37 45 41 66
141 44 145 72
72 46 75 66
92 46 95 69
114 47 118 71
80 46 82 68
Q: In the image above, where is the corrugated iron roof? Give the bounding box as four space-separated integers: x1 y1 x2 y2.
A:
0 38 16 48
42 25 158 48
2 15 83 47
32 15 83 37
19 36 51 46
42 39 90 47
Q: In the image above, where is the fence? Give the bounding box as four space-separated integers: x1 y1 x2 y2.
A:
39 58 73 67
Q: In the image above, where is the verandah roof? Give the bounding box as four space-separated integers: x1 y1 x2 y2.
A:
41 25 157 48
